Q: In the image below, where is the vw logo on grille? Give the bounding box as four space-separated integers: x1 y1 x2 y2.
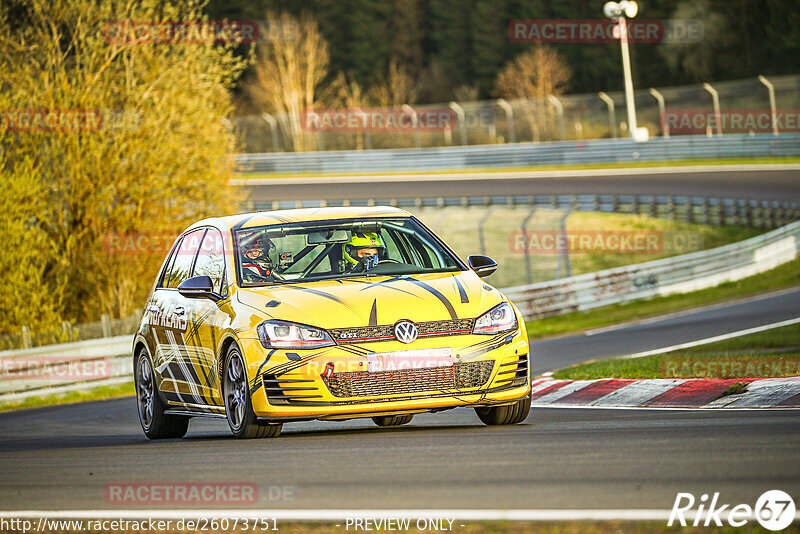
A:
394 321 418 344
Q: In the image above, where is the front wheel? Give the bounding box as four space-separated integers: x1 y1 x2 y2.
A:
475 397 531 426
135 349 189 439
223 344 282 439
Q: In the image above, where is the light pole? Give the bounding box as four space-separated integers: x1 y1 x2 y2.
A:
603 0 648 142
758 75 779 136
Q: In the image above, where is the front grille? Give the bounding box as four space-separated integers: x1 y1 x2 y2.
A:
322 360 494 398
329 318 475 344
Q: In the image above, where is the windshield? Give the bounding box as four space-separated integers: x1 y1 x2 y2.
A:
234 217 462 286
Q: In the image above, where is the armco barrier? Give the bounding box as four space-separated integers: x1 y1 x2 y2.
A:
0 335 132 403
504 220 800 319
234 133 800 174
1 220 798 402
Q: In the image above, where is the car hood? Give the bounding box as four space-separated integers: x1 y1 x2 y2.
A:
235 271 503 329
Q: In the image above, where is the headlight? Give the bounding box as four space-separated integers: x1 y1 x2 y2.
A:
472 302 518 335
257 320 335 349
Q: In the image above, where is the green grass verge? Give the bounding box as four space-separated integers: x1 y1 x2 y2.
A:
552 323 800 380
526 257 800 340
236 156 800 179
0 381 134 412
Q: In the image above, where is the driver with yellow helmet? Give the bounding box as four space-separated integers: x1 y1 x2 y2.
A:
342 231 386 272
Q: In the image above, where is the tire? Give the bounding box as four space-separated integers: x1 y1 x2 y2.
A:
475 396 531 426
135 348 189 439
372 414 414 427
223 344 282 439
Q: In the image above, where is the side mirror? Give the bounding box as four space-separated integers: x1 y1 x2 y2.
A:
178 275 221 302
467 255 498 278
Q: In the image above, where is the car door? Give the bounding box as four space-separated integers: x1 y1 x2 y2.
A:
183 227 231 408
149 228 209 407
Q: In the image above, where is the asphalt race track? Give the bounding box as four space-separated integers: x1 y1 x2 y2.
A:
0 401 798 511
1 166 798 514
238 166 800 203
533 287 800 373
1 290 798 512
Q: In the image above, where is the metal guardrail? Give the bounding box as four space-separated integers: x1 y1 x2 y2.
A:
1 219 798 403
0 336 132 403
504 220 800 320
234 133 800 174
248 194 800 229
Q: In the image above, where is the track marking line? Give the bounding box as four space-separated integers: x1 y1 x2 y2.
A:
619 316 800 360
584 286 800 336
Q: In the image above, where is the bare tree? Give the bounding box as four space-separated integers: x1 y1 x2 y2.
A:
494 46 571 141
246 12 330 152
369 60 418 108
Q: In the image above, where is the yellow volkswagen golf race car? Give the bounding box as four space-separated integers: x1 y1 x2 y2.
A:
133 207 531 439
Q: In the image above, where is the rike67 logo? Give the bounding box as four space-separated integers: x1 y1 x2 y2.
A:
669 490 796 530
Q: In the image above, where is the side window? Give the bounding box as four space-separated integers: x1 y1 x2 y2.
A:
166 229 205 288
157 237 182 288
193 228 227 295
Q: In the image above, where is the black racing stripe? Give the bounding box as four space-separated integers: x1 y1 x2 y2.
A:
290 285 364 317
461 334 514 359
232 214 258 230
402 278 458 319
337 344 372 356
453 276 469 304
369 299 378 326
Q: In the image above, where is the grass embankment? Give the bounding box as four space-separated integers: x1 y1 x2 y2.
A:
552 322 800 380
526 257 800 340
236 156 800 180
0 381 134 412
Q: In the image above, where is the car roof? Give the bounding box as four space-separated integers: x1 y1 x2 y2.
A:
189 206 412 232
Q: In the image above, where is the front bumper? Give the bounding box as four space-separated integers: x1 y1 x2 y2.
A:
240 327 531 420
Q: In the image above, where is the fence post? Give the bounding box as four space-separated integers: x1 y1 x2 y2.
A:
449 102 467 145
102 314 111 338
702 83 722 136
758 75 779 136
21 326 31 349
547 95 565 141
648 88 669 138
521 207 537 285
556 207 573 279
261 113 282 152
401 105 421 149
477 207 495 256
496 99 516 143
598 92 617 139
